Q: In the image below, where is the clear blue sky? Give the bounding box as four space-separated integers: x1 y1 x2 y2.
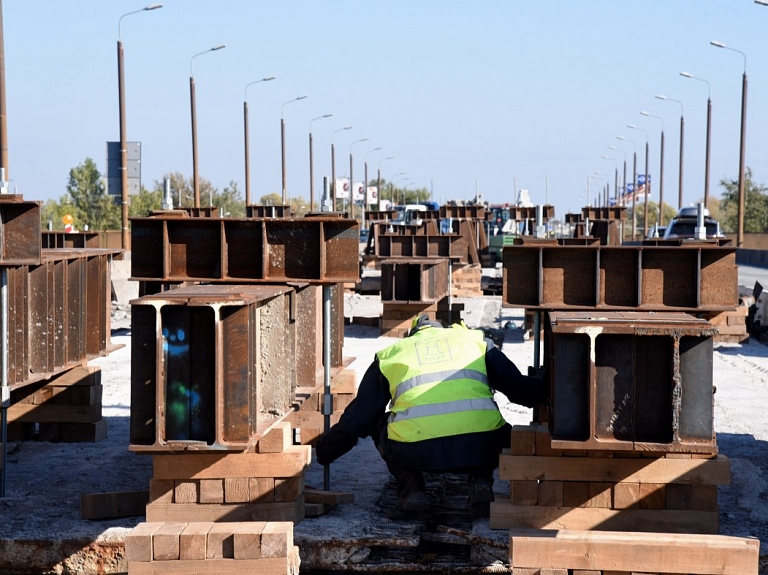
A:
3 0 768 215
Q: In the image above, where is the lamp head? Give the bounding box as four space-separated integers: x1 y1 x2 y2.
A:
640 111 651 117
264 76 276 81
627 124 637 129
710 40 726 48
144 3 163 10
323 113 333 118
212 44 226 51
680 71 692 78
655 94 667 100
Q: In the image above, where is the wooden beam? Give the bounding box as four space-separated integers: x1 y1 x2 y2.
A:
152 446 311 479
80 490 149 520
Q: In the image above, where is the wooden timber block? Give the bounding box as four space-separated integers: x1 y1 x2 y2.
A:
129 557 294 575
57 419 107 442
180 522 213 560
498 454 730 485
152 446 311 480
508 529 760 574
80 490 149 520
257 421 292 453
7 403 102 424
490 497 719 534
510 425 537 455
145 496 305 524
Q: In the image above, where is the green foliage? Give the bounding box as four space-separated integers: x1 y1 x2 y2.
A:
259 193 283 206
129 186 163 217
633 201 677 235
150 173 245 216
718 168 768 233
218 181 246 217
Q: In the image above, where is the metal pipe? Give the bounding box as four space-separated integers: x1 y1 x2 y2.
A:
322 284 332 490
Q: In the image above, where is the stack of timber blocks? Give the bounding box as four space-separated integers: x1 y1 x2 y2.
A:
7 366 106 442
287 368 357 446
125 520 299 575
701 304 749 344
380 298 465 337
146 422 309 524
451 263 482 296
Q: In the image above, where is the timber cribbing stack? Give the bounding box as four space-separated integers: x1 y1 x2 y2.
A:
495 237 760 574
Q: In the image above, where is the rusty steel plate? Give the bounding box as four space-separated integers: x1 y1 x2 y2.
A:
380 258 450 304
0 195 42 264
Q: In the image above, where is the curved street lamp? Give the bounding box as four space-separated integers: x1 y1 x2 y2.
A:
618 136 637 238
190 44 226 208
349 138 369 220
331 126 352 207
363 147 383 223
243 76 275 206
680 72 712 210
628 124 651 236
600 154 619 208
711 40 747 247
608 145 627 207
117 3 163 247
280 95 307 204
641 111 665 226
377 156 394 208
309 113 332 210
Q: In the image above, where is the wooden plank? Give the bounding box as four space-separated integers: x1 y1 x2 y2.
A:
128 557 290 575
7 403 102 423
665 483 692 510
206 522 236 559
124 522 163 563
499 454 730 485
80 490 148 519
57 419 108 442
149 479 174 504
152 446 311 479
587 482 612 508
638 483 666 510
304 502 331 516
145 497 304 524
303 488 355 505
274 475 304 502
511 480 538 506
489 498 719 533
48 365 101 387
233 521 266 559
613 482 640 509
249 477 275 503
508 529 759 574
510 425 537 455
174 480 198 503
260 521 293 558
692 484 719 512
179 522 212 560
152 522 187 561
257 421 292 453
537 481 563 507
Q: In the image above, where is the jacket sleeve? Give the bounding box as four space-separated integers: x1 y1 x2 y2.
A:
315 358 391 465
484 344 548 408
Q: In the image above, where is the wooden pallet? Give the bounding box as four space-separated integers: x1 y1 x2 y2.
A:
126 521 300 574
509 529 759 575
490 424 728 533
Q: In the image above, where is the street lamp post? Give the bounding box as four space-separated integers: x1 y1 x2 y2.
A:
680 72 712 210
190 44 225 208
349 138 369 221
711 40 747 247
281 95 308 205
243 76 275 207
608 146 626 207
117 3 162 248
628 124 650 236
309 113 332 211
656 95 685 210
364 147 382 226
377 156 394 209
601 155 618 207
391 173 406 206
641 111 665 226
618 136 637 239
331 126 352 209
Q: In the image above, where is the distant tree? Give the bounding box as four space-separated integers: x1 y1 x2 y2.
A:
129 186 163 217
217 181 246 217
259 193 284 206
718 168 768 233
633 201 677 235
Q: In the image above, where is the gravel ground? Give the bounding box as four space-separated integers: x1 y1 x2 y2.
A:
0 296 766 572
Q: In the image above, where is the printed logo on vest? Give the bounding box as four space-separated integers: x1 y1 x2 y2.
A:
415 338 452 365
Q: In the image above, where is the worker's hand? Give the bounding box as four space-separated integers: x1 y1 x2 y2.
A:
316 427 358 465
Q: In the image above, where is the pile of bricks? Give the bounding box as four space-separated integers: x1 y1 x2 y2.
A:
380 299 465 337
451 263 482 296
508 529 759 575
145 426 310 524
7 366 106 442
125 520 299 575
491 423 729 534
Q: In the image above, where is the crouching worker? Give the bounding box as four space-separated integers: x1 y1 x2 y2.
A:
316 314 547 518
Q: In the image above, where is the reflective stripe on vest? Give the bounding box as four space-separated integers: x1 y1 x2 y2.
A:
377 326 505 443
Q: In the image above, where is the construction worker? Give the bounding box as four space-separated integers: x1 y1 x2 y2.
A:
316 314 547 517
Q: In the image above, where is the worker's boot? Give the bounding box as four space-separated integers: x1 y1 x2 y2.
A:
389 469 428 517
468 474 495 503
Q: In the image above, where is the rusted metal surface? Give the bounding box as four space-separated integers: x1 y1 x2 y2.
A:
440 205 486 219
503 243 738 311
246 204 291 218
582 206 627 221
129 215 359 284
564 212 584 224
0 195 41 264
5 249 118 390
485 205 554 222
176 206 220 217
365 209 397 221
130 284 298 453
41 231 101 249
376 234 468 263
380 258 450 303
546 311 717 453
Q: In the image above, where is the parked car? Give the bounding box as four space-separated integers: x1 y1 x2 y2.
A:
663 206 724 240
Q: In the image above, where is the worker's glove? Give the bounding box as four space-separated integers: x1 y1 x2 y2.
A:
316 427 358 465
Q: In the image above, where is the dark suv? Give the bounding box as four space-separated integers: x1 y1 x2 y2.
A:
663 207 723 240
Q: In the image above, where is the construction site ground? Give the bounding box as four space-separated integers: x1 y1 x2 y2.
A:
0 294 767 574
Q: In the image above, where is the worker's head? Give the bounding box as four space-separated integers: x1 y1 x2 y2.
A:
407 314 443 337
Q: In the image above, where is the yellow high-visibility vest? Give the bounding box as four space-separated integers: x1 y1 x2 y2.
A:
377 326 505 443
